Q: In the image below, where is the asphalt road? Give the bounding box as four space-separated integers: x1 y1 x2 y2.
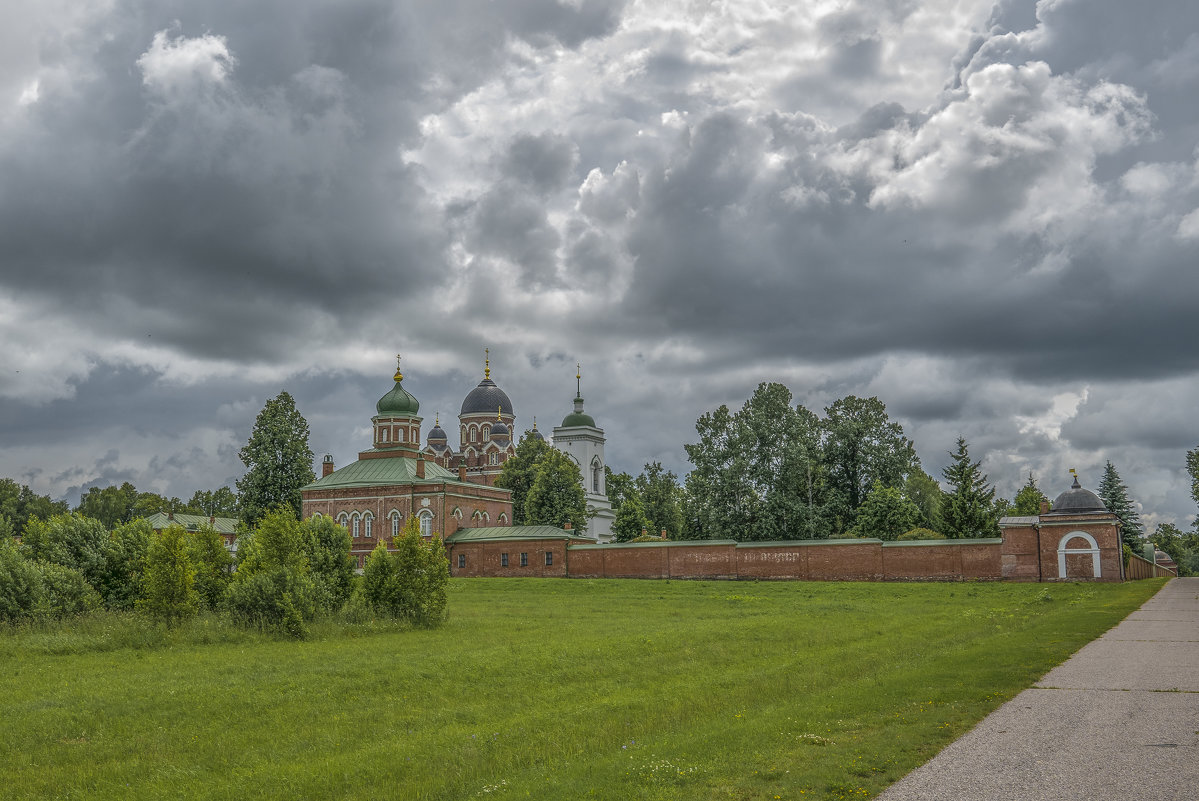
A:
878 577 1199 801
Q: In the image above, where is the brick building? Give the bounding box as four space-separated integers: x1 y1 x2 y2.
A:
301 357 516 569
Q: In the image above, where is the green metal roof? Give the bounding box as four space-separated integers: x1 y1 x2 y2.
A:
560 411 596 428
143 512 238 535
376 379 420 415
445 525 579 543
302 455 472 491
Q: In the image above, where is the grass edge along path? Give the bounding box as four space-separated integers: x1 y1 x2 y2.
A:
0 578 1166 801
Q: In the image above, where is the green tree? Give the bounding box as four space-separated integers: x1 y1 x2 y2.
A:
140 524 198 626
685 383 827 541
363 518 449 626
187 525 234 611
612 492 650 542
1097 461 1144 550
75 482 140 529
0 479 68 536
1187 447 1199 520
300 514 356 612
96 519 153 610
0 537 40 622
185 487 240 518
852 481 922 541
940 437 1000 539
636 462 684 539
604 467 637 515
20 512 108 589
496 431 553 525
1012 472 1050 516
821 396 918 534
236 391 316 527
225 507 317 636
1150 523 1199 576
904 469 943 532
524 448 588 532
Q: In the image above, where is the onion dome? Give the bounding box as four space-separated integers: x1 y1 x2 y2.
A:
377 355 420 415
529 417 545 441
489 407 510 440
461 349 514 416
427 414 448 442
1046 474 1108 515
560 363 596 428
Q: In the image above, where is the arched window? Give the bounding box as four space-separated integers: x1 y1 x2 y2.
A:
419 510 433 537
380 427 389 443
390 511 401 536
351 513 360 538
337 512 349 528
452 507 463 520
483 425 491 442
364 512 373 538
592 458 602 494
398 428 406 443
498 512 509 525
311 512 323 519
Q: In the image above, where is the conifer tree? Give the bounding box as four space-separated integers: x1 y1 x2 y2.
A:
236 391 316 527
1012 472 1050 516
940 437 999 538
1097 461 1143 550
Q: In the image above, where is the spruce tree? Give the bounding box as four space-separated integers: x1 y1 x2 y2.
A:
236 391 316 528
1097 461 1143 550
940 437 999 538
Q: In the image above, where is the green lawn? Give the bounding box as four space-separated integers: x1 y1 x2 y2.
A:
0 578 1164 800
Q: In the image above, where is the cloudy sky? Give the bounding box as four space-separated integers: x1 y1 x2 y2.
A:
3 0 1198 528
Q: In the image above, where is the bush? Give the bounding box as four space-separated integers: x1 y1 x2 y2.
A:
188 526 233 611
97 519 152 610
0 538 40 623
362 519 448 627
301 515 356 613
31 561 101 619
224 508 316 637
897 528 947 541
140 525 198 627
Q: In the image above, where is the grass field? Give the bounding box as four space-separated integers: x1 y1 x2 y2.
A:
1 577 1165 800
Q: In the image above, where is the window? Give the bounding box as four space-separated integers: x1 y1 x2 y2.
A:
419 510 432 537
380 427 389 443
483 425 491 442
390 511 400 536
458 554 465 569
501 553 509 567
592 459 602 493
338 512 348 528
520 552 528 567
545 552 553 566
398 428 406 443
352 514 360 538
364 513 373 538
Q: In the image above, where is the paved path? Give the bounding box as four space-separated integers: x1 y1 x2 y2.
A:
878 578 1199 800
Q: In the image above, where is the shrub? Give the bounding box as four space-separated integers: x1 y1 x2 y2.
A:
224 508 316 637
31 560 101 619
188 525 233 611
140 525 198 627
21 513 108 588
362 519 448 627
301 515 356 613
897 528 947 541
97 519 152 610
0 538 40 622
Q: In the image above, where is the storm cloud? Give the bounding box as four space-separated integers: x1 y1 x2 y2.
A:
2 0 1198 528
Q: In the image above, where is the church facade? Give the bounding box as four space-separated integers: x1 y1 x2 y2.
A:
301 353 616 565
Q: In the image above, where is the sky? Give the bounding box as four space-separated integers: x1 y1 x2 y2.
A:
2 0 1198 529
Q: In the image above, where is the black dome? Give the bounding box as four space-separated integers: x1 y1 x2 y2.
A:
1047 477 1108 515
490 420 510 438
428 424 447 441
461 378 514 416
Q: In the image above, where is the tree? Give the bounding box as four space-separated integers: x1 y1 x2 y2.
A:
852 481 922 541
1150 523 1199 577
821 396 918 534
524 448 588 532
0 478 68 537
1097 461 1144 550
635 462 684 539
1012 472 1050 516
604 467 637 515
495 432 553 525
940 437 1000 539
225 507 317 636
363 518 448 627
20 513 108 589
187 525 234 611
96 519 153 610
75 482 138 529
140 524 198 626
904 469 943 532
685 383 827 541
612 493 650 542
300 514 356 612
236 391 316 527
186 487 240 518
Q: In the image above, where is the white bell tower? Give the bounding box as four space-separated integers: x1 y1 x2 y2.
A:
551 365 615 542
